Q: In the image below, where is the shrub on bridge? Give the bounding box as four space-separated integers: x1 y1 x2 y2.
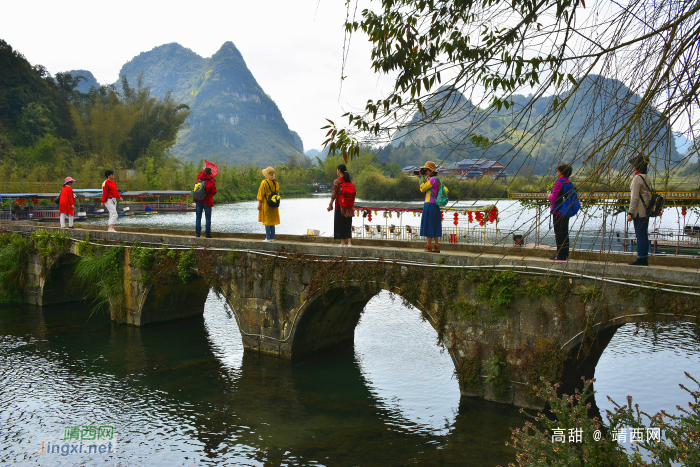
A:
30 229 70 271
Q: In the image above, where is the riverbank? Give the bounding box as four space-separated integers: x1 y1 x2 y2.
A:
214 183 311 202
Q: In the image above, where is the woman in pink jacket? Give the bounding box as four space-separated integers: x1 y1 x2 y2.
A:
547 163 573 261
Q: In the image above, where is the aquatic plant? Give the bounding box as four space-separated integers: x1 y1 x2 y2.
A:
177 249 196 283
73 245 124 318
0 232 30 302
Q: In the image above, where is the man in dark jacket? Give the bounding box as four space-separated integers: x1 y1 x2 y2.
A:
195 167 217 238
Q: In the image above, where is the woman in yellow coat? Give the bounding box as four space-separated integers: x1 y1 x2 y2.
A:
257 166 280 242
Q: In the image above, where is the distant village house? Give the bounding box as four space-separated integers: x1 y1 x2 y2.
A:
445 159 507 181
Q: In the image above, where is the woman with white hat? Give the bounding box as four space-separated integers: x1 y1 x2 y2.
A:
59 176 76 229
257 167 281 242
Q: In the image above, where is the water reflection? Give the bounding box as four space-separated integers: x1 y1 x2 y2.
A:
0 295 522 466
3 290 698 466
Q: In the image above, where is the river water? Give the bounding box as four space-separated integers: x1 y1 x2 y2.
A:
1 197 699 466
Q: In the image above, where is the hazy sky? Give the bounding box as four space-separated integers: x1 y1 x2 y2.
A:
2 1 694 156
1 0 393 152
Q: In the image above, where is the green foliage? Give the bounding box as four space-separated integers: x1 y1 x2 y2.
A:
455 343 483 391
451 301 479 320
356 170 510 201
515 342 567 405
118 42 304 165
580 286 602 305
325 0 694 196
521 277 569 300
485 344 510 400
225 251 239 263
130 242 155 282
0 40 191 189
30 230 71 269
0 233 30 302
508 374 700 466
608 372 700 465
73 246 124 317
477 270 520 318
0 40 75 142
177 249 196 283
508 379 633 466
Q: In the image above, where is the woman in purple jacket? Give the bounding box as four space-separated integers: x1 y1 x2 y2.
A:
548 163 573 261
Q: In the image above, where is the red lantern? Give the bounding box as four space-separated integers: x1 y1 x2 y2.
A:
453 220 458 225
468 212 473 223
453 212 458 225
367 210 372 222
441 211 444 221
682 207 687 216
32 198 38 205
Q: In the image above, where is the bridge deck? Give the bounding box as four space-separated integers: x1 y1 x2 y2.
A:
2 222 699 288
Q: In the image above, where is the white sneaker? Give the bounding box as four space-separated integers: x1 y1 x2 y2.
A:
264 238 274 242
108 229 117 233
347 244 353 247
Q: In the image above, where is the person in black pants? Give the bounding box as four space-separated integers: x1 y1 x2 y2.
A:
547 163 573 261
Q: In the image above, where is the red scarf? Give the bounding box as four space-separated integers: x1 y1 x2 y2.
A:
634 171 641 176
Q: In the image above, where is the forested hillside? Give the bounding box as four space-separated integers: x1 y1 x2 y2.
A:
388 76 681 174
0 39 191 188
117 42 305 165
61 70 100 93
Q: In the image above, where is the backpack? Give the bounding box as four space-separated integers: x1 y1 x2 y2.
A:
339 180 356 210
434 177 449 207
638 175 664 218
192 180 207 201
556 180 580 217
266 180 281 208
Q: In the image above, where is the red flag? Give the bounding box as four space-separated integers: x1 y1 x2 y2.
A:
204 160 219 177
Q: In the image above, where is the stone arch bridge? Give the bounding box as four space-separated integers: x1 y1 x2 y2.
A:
6 224 700 409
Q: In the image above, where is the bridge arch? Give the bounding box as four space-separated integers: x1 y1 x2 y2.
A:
288 281 449 360
30 251 83 306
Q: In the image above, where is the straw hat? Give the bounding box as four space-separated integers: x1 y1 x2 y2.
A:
64 176 76 184
420 161 437 174
262 167 275 180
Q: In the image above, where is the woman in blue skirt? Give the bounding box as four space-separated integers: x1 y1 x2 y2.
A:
418 161 443 253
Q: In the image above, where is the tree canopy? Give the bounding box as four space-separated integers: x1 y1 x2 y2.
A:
325 0 700 187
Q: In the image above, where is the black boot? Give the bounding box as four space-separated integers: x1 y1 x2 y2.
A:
629 257 648 266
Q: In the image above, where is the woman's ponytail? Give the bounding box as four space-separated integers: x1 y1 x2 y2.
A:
337 164 351 183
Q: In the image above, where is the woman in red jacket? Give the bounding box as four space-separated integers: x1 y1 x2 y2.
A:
59 176 76 229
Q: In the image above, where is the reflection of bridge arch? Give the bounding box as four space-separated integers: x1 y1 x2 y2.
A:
558 299 699 398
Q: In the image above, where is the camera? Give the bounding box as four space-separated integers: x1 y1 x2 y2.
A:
412 168 427 176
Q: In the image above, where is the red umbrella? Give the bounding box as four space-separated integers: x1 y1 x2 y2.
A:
204 160 219 177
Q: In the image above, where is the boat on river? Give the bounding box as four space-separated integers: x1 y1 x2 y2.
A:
0 190 194 221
